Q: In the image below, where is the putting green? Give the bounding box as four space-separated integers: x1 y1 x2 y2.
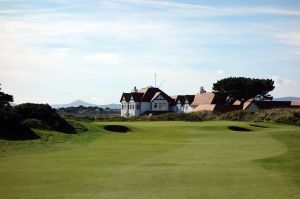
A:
0 121 299 199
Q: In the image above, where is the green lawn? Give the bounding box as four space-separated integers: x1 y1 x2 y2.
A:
0 121 299 199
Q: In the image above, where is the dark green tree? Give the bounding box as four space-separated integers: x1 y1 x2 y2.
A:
0 83 14 108
212 77 275 106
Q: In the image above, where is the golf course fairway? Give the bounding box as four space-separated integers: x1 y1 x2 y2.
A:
0 121 299 199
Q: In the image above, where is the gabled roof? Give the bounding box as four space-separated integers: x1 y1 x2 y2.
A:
192 104 241 112
291 101 300 106
120 87 174 103
242 99 253 110
151 92 162 101
191 92 227 106
131 93 144 102
243 100 292 110
140 87 159 101
174 95 186 105
138 87 150 93
185 95 195 105
173 95 195 105
120 93 131 102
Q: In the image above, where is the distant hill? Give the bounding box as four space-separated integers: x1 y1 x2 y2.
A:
273 97 300 101
51 100 97 109
51 100 120 109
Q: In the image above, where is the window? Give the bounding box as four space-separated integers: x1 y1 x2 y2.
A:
159 103 162 109
154 102 158 109
157 95 164 100
136 104 140 110
129 103 135 110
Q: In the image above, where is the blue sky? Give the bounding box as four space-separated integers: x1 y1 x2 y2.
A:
0 0 300 104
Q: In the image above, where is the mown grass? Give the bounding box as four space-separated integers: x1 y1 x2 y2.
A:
256 125 300 185
0 121 299 199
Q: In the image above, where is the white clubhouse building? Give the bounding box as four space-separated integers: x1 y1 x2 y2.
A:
120 86 300 117
120 86 217 117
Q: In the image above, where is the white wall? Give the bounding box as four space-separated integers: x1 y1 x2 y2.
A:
120 101 129 116
183 104 193 113
128 101 141 116
175 102 184 113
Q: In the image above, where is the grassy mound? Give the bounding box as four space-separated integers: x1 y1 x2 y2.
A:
0 108 40 140
67 120 88 133
14 103 75 133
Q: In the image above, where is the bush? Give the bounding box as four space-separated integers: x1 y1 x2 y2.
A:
14 103 75 133
0 108 39 140
61 108 300 126
220 110 253 121
22 118 51 130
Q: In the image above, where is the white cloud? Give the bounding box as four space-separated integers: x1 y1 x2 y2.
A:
121 0 300 16
275 32 300 47
82 53 121 65
272 31 300 59
217 70 224 76
271 75 299 97
0 69 32 79
272 75 292 87
293 51 300 56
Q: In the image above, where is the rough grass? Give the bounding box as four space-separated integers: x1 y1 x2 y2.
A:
63 108 300 126
0 121 299 199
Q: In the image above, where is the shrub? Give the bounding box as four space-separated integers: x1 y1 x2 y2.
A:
0 108 39 140
14 103 75 133
62 108 300 126
184 113 201 121
22 118 51 130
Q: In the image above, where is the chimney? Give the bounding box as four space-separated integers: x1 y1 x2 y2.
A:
199 86 206 94
132 86 138 93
